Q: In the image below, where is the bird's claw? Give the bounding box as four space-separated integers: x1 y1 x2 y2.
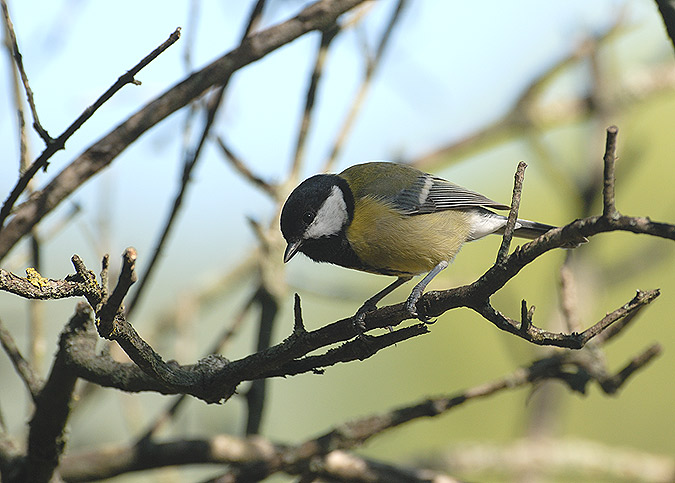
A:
405 293 435 323
352 302 377 337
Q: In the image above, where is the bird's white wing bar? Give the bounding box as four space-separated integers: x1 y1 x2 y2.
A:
393 175 510 215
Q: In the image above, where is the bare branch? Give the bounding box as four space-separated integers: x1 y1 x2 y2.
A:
0 316 42 399
322 0 407 171
0 0 50 142
25 304 91 483
497 161 527 263
1 198 669 402
0 27 182 235
598 343 661 394
0 266 96 300
0 202 670 405
137 286 257 442
577 289 659 346
97 248 137 335
215 136 277 198
291 23 340 178
602 125 619 217
293 293 307 335
61 341 656 482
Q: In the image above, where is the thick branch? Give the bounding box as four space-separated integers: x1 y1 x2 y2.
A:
24 304 90 483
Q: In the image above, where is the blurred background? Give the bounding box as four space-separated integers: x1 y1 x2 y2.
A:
1 1 674 481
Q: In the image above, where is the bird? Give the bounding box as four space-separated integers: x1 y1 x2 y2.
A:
280 161 579 329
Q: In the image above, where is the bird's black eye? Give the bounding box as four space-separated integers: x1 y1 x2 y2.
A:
302 211 315 224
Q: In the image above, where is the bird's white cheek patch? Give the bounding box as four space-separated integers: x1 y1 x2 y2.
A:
305 185 348 239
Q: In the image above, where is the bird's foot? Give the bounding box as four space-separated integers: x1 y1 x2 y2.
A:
405 289 435 324
352 301 377 337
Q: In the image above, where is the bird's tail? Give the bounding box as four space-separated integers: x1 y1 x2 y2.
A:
506 218 587 248
468 210 586 248
511 218 556 240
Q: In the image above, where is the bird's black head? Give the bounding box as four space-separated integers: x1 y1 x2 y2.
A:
280 174 354 263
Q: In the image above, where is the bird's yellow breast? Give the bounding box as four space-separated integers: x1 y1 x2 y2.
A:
346 196 472 275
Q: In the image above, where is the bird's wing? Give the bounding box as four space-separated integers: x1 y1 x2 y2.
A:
392 175 510 215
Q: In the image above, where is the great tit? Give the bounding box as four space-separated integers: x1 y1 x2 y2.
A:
280 161 572 326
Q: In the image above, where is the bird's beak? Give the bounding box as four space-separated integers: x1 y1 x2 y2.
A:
283 239 303 263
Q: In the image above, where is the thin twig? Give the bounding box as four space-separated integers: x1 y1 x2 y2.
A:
592 300 646 345
241 0 266 38
0 316 42 399
290 23 340 178
97 248 137 336
577 290 659 345
497 161 527 264
322 0 407 172
0 27 182 233
602 125 619 218
215 137 277 199
0 0 50 142
520 299 534 334
127 3 267 317
1 0 30 172
293 293 307 335
124 85 227 317
599 343 662 394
